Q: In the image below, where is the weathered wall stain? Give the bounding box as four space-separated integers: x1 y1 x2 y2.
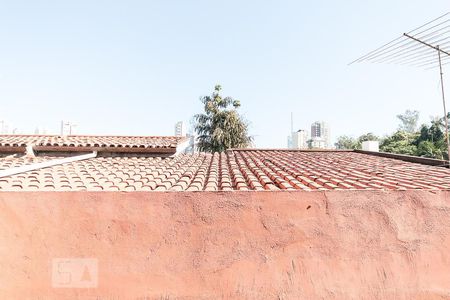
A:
0 190 449 299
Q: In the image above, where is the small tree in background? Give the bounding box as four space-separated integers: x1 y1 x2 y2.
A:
397 110 419 133
335 136 358 149
380 130 418 155
335 133 378 150
416 140 443 159
358 132 378 143
194 85 252 152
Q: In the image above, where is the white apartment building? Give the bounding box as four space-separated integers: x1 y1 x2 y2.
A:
60 121 77 136
310 121 330 149
175 121 186 137
0 120 18 134
291 129 309 149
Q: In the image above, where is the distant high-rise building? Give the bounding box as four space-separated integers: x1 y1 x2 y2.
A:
0 120 8 134
291 129 309 149
310 121 330 149
34 126 48 135
60 121 77 136
175 121 186 137
0 120 17 134
310 137 327 149
287 135 292 148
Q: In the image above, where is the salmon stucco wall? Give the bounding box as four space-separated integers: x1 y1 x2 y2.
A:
0 190 450 299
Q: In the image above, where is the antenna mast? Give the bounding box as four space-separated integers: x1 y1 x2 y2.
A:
350 12 450 166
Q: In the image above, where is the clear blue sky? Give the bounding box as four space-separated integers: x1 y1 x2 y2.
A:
0 0 449 147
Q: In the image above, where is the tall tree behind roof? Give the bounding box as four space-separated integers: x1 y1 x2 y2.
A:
194 85 252 152
397 110 419 133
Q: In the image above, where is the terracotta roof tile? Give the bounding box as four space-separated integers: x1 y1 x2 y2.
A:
0 150 450 191
0 135 187 153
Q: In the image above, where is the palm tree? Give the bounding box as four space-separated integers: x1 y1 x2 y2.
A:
194 85 252 152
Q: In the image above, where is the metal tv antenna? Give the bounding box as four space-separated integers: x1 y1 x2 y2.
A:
350 12 450 165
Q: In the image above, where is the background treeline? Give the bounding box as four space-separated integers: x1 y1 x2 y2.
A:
335 110 450 160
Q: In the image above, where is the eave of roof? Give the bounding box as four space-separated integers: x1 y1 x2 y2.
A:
355 149 449 167
0 135 189 154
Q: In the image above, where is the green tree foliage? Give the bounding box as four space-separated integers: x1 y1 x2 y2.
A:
378 111 449 160
416 140 443 159
194 85 252 152
396 110 419 133
336 110 448 159
416 122 444 145
358 132 378 143
335 136 358 149
380 131 418 155
335 133 378 150
412 121 446 159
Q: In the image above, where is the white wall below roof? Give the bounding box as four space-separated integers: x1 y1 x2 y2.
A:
176 137 192 154
362 141 379 152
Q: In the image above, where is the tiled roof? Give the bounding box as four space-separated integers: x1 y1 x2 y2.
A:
0 135 187 153
0 154 53 171
0 150 449 191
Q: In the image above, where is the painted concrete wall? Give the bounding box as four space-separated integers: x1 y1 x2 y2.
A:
0 190 449 299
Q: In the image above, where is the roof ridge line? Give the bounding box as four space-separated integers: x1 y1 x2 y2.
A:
354 150 450 168
0 134 186 138
227 148 353 152
0 151 98 179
